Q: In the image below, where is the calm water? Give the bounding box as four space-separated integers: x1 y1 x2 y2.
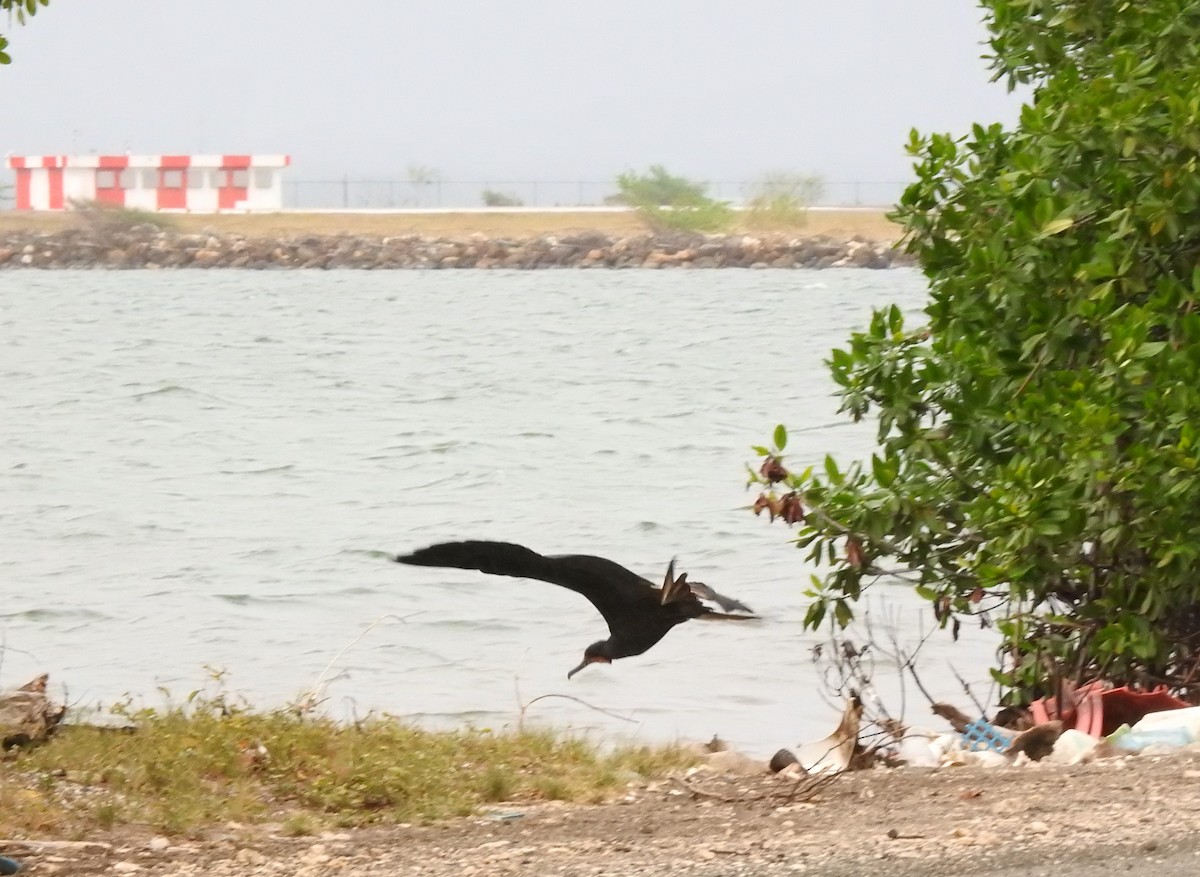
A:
0 268 997 755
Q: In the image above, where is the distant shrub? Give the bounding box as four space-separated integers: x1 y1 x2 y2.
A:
481 189 523 207
744 171 825 229
612 165 733 233
70 199 172 233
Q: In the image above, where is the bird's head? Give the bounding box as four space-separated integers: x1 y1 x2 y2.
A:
567 641 613 680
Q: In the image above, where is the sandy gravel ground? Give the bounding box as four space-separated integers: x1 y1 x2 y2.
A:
6 748 1199 877
0 208 902 244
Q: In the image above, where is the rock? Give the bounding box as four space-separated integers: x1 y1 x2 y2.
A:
1008 721 1065 762
235 848 267 865
703 749 767 775
769 749 800 773
191 248 222 266
0 674 66 747
849 245 888 269
0 228 907 271
303 844 330 864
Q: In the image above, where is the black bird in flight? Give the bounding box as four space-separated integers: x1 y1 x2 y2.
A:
394 540 758 679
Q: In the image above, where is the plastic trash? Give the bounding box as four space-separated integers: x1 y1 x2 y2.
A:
1046 728 1100 765
896 734 939 767
795 697 862 774
1108 724 1193 753
928 733 962 760
1129 705 1200 741
0 856 20 875
961 719 1010 753
963 749 1009 768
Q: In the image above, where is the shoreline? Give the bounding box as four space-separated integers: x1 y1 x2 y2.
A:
5 749 1197 876
0 227 913 271
0 208 914 270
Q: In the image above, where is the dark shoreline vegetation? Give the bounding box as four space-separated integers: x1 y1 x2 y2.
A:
0 225 913 270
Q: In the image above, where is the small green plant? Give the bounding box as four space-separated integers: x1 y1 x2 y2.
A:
613 165 733 233
69 199 172 233
92 802 121 830
282 812 318 837
406 164 441 207
481 189 523 207
744 171 825 229
481 764 515 802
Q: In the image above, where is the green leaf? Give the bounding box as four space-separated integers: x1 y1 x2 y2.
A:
833 599 854 628
803 601 826 630
823 455 840 484
870 453 895 487
1040 216 1075 236
773 423 788 451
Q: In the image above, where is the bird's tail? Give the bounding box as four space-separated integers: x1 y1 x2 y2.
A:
688 580 755 614
697 609 760 621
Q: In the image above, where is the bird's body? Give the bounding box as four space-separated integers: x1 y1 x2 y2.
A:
394 540 757 677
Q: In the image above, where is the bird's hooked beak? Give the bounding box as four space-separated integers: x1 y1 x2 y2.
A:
567 654 611 680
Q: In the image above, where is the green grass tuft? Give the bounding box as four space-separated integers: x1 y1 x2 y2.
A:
0 696 698 837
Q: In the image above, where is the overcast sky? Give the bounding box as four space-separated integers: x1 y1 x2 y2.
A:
4 1 1024 190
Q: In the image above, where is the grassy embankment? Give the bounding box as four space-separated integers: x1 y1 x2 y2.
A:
0 208 901 242
1 694 698 838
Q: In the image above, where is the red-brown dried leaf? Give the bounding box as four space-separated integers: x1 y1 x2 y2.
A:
759 456 790 484
751 493 782 521
778 492 805 524
845 537 864 569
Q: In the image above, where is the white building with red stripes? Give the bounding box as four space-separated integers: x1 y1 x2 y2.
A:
4 154 291 212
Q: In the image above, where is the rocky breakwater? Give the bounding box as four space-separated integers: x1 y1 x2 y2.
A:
0 226 915 270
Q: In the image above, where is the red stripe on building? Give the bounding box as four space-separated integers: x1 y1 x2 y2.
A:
98 155 130 168
217 171 249 209
14 169 31 210
160 155 190 168
221 154 252 168
46 167 64 209
95 167 125 207
156 167 187 210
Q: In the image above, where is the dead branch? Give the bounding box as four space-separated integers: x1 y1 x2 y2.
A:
293 612 421 715
518 693 637 729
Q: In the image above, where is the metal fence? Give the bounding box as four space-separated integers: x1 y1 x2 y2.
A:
281 179 909 211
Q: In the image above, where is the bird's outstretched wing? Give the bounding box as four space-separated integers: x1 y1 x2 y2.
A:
395 540 658 630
